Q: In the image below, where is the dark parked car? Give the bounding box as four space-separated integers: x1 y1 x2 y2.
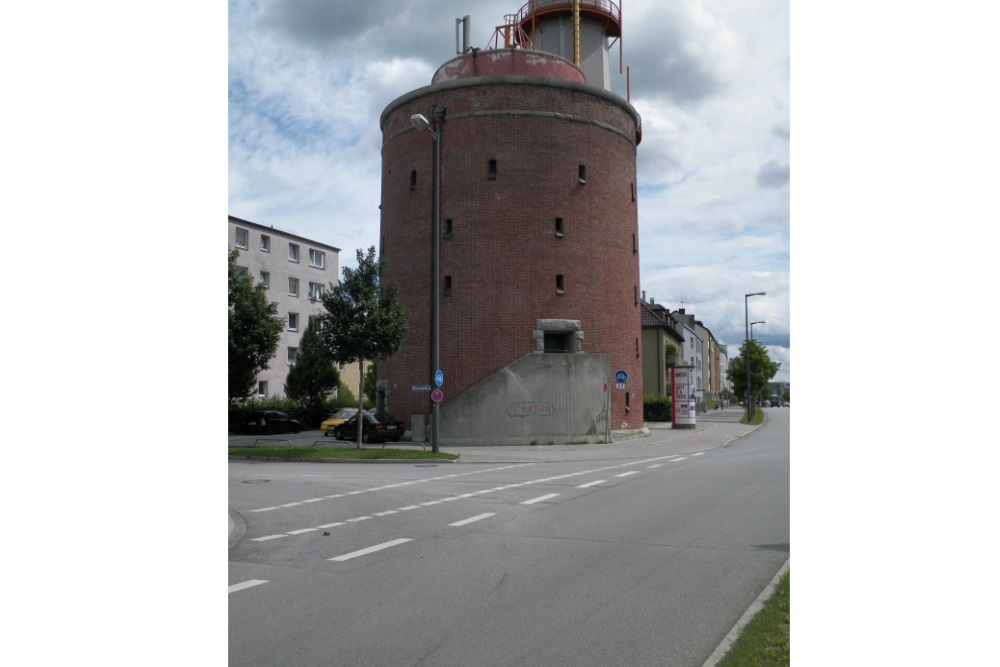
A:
240 410 302 435
332 413 404 443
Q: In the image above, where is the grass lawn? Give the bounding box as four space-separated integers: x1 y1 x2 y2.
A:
228 446 459 461
716 570 790 667
741 408 767 426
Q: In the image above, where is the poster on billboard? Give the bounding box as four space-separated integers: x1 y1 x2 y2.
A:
671 366 696 429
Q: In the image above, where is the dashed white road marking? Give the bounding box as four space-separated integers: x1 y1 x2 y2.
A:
449 513 496 527
229 579 268 594
242 455 702 540
522 493 560 505
246 464 533 513
329 538 412 562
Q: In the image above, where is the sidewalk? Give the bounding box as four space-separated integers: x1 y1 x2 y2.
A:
439 415 759 463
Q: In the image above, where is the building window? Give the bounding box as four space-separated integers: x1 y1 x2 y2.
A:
257 381 268 397
578 165 587 184
288 313 299 331
556 274 565 294
235 265 249 276
337 361 346 371
309 249 325 269
633 234 637 254
259 271 270 288
555 217 564 237
444 275 452 295
488 159 497 180
288 277 299 296
625 391 631 413
288 347 298 366
260 234 270 252
543 332 573 353
235 227 249 249
288 243 300 262
410 170 417 190
634 286 638 305
309 282 324 300
636 337 640 357
445 219 453 239
630 182 635 202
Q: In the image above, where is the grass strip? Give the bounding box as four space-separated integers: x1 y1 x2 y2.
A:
716 570 790 667
228 446 458 461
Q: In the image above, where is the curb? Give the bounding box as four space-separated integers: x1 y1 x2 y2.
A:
700 558 789 667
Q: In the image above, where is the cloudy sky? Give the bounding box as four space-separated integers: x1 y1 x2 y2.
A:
229 0 790 382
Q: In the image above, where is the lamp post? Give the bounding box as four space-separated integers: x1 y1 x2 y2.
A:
410 112 442 453
750 321 765 340
745 292 765 420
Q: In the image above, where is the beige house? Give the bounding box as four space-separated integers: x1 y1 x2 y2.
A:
640 299 686 397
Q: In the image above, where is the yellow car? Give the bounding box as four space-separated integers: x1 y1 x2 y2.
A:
320 408 363 436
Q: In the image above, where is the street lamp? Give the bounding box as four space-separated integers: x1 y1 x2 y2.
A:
411 112 442 453
750 321 765 340
745 292 765 420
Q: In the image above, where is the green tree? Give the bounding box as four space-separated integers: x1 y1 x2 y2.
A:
284 320 340 422
229 249 283 402
726 339 781 405
319 246 408 446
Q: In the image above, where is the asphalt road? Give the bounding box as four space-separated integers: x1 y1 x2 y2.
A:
229 409 789 666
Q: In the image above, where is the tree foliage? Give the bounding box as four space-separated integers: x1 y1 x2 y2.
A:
229 249 283 402
319 246 408 364
319 247 407 447
284 319 340 410
726 339 781 402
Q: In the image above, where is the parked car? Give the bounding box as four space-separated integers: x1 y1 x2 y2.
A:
782 400 790 407
332 413 404 443
320 408 361 436
240 410 302 435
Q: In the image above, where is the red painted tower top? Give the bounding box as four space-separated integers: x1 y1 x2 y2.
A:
432 49 586 85
513 0 622 40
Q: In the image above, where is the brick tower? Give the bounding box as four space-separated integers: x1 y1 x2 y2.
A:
378 2 643 442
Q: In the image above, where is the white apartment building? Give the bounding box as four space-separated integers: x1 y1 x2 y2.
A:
229 215 356 399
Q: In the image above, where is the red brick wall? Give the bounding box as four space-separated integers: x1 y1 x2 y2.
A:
379 78 644 432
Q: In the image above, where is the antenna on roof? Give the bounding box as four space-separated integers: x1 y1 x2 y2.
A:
456 15 472 54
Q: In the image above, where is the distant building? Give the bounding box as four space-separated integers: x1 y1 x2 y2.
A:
229 215 363 400
640 298 685 397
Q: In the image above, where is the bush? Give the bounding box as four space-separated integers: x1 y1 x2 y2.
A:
228 380 374 432
229 382 374 433
644 393 672 422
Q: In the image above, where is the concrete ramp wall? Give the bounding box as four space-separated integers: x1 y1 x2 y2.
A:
439 353 609 445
